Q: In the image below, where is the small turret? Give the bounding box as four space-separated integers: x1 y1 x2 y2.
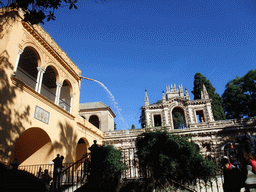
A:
179 84 184 96
167 83 182 100
171 84 176 93
185 88 190 100
201 84 209 99
145 89 149 106
166 86 170 93
162 91 166 103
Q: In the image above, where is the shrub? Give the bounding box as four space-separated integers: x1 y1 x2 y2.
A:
136 129 216 188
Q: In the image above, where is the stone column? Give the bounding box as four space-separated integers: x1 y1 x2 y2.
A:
145 110 150 127
164 107 170 126
169 111 174 130
13 49 23 73
35 67 45 93
55 82 62 105
69 93 74 113
206 103 214 122
188 107 195 123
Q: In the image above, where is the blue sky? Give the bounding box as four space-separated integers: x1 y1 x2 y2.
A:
42 0 256 130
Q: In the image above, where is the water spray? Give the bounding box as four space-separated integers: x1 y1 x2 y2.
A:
80 76 128 129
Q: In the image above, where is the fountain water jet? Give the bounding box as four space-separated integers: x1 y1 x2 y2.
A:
80 76 128 129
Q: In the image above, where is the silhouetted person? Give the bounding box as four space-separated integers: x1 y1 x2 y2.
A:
53 154 64 190
221 156 244 192
41 169 52 191
10 157 20 170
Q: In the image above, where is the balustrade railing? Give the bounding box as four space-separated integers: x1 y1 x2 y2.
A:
59 99 71 112
120 147 225 192
19 163 54 178
15 68 71 113
18 153 91 192
15 67 37 90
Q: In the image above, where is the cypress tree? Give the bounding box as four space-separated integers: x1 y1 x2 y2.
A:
192 73 226 120
222 69 256 119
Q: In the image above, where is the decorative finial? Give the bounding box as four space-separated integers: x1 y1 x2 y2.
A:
145 89 149 106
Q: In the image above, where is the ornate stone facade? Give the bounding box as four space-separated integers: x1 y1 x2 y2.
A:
144 84 214 129
105 117 256 157
104 84 256 162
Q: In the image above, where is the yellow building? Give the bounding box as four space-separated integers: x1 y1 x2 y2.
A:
0 9 104 166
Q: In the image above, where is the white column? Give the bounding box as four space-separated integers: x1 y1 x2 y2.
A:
35 67 45 93
13 49 23 73
69 94 74 113
55 82 62 105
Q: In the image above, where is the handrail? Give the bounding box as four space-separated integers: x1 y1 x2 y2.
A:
61 153 90 174
53 153 91 191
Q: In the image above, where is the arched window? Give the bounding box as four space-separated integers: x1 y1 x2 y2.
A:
89 115 99 129
16 47 39 90
172 107 186 129
59 80 72 112
41 66 57 103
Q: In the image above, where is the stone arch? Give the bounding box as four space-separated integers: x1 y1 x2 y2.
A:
15 46 41 90
43 63 60 82
59 79 73 112
76 138 89 162
41 65 59 103
60 79 74 94
89 115 100 129
171 107 186 129
11 128 54 165
20 42 43 67
81 115 86 120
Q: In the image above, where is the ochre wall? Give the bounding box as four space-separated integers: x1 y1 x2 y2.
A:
0 11 103 165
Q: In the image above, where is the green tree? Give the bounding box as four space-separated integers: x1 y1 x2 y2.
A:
136 130 216 188
80 144 126 191
172 112 184 129
156 100 162 104
101 145 126 191
102 145 126 178
0 0 80 24
222 69 256 119
114 122 117 131
192 73 226 120
139 107 146 128
131 124 135 129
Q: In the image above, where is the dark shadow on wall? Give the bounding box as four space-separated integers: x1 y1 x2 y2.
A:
51 121 78 163
0 10 18 39
0 51 31 164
